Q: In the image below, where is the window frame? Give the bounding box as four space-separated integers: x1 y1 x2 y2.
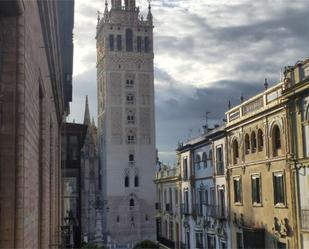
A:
273 171 286 207
251 173 262 206
233 176 242 205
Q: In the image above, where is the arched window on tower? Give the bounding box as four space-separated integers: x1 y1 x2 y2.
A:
130 198 135 207
116 35 122 51
125 175 129 187
272 125 281 157
144 36 150 53
251 131 257 153
126 29 133 52
258 129 263 152
134 175 139 187
127 130 136 144
202 152 207 168
137 36 142 52
109 34 114 51
245 134 250 154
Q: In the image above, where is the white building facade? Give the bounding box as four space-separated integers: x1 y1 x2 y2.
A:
96 0 156 246
177 127 231 249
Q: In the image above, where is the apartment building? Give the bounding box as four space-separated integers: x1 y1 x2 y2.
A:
282 58 309 249
155 165 182 249
225 81 296 249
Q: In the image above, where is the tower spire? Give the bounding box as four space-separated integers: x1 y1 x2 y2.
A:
147 0 153 24
84 95 91 125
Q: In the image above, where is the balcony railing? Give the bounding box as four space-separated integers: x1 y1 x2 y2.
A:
157 236 175 249
204 205 226 220
180 203 190 215
301 209 309 230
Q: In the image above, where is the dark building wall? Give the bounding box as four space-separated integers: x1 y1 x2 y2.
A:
0 0 74 248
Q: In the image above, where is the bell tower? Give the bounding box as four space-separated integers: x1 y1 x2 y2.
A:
96 0 156 247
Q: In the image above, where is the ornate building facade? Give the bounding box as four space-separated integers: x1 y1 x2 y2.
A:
0 0 74 248
96 0 156 246
225 81 296 248
282 59 309 249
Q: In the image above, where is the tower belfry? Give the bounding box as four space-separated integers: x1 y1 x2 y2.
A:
96 0 156 246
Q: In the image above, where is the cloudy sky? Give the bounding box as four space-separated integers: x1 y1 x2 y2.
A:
68 0 309 165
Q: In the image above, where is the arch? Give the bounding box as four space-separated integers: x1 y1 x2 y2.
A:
129 198 135 207
129 154 134 162
251 131 257 153
195 154 201 169
134 175 139 187
127 130 136 144
126 29 133 52
257 129 263 151
272 125 281 156
202 152 207 167
244 133 250 154
232 139 239 164
125 175 129 187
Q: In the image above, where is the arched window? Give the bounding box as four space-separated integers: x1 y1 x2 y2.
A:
126 29 133 52
116 35 122 51
272 125 281 156
127 130 136 144
232 139 239 164
109 34 114 51
251 131 257 153
195 154 201 169
134 175 139 187
245 134 250 154
130 198 135 207
129 154 134 162
202 152 207 168
125 175 129 187
127 110 135 124
145 36 150 53
126 93 135 105
258 129 263 152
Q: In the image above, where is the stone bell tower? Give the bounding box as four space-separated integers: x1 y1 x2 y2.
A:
96 0 156 246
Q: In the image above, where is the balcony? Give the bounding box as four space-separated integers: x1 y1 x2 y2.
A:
301 209 309 230
180 203 190 215
157 236 175 249
204 205 226 220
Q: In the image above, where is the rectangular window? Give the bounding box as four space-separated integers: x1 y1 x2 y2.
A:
233 176 242 203
218 187 225 218
145 36 150 52
183 157 188 180
236 233 243 249
126 94 134 105
126 79 134 88
195 233 203 249
169 221 174 240
273 172 285 205
251 174 261 205
109 34 114 51
216 146 224 175
198 189 203 215
117 34 122 51
175 188 178 205
207 235 216 249
137 36 142 52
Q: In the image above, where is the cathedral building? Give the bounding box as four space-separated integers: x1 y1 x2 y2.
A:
96 0 156 246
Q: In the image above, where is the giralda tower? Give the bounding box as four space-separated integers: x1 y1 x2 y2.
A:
96 0 156 246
